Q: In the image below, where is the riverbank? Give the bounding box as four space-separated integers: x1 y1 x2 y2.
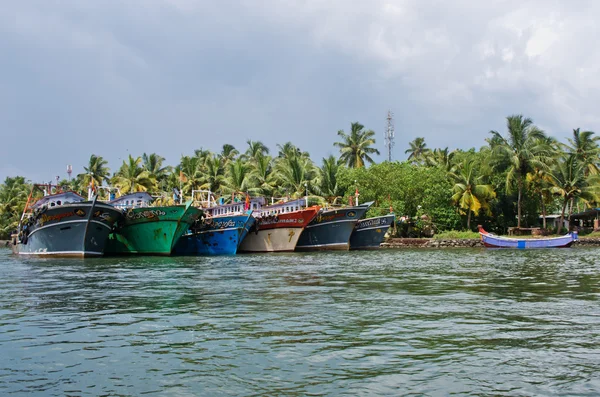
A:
382 237 600 248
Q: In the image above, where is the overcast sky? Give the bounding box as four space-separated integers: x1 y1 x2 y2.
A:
1 0 599 183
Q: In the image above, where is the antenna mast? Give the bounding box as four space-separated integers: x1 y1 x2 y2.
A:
384 110 395 162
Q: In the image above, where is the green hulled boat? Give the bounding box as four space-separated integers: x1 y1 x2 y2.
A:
105 193 202 256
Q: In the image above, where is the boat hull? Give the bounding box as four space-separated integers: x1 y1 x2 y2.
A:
478 226 577 249
295 204 372 251
238 207 319 253
106 203 202 256
12 202 122 258
350 214 395 250
173 213 255 255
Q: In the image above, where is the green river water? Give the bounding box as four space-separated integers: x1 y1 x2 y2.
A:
0 247 599 396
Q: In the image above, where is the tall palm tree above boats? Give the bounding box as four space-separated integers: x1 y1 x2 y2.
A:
112 155 158 194
334 122 380 168
489 114 553 228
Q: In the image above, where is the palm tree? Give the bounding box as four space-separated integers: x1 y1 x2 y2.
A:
425 147 457 172
316 155 345 203
220 144 239 165
245 140 270 162
277 142 309 160
180 155 204 196
274 155 317 197
489 114 552 228
249 154 276 197
112 155 158 194
142 153 172 191
0 176 30 237
200 154 225 193
405 137 430 164
334 122 379 168
565 128 600 175
78 154 110 187
449 159 496 230
222 158 252 196
547 155 600 233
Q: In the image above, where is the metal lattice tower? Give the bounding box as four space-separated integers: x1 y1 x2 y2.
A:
384 110 395 162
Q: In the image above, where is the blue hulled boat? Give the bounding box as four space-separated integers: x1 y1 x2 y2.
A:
173 191 261 256
349 213 395 250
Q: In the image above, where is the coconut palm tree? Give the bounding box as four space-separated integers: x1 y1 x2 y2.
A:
547 155 600 233
220 144 239 165
334 122 380 168
565 128 600 176
249 154 276 197
449 159 496 230
142 153 172 191
179 155 204 196
277 142 310 160
78 154 110 187
405 137 430 164
222 158 252 196
201 154 225 193
112 155 158 194
275 155 317 197
245 140 270 162
0 176 30 237
316 155 345 204
489 114 552 228
425 147 457 172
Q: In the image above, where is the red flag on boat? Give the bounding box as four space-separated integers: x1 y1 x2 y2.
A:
245 194 250 210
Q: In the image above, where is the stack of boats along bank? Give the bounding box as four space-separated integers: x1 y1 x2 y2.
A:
10 184 396 258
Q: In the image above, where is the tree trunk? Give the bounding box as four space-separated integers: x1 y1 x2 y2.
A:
541 193 547 230
558 199 568 234
467 210 472 230
517 180 523 228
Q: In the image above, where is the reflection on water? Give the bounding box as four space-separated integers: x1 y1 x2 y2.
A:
1 247 599 396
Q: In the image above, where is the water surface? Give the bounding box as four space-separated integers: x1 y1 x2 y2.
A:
1 247 599 396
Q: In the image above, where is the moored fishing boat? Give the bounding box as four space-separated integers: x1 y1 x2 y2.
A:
11 185 122 257
174 191 259 256
105 192 202 256
238 199 320 253
349 213 396 250
478 225 577 248
295 201 374 251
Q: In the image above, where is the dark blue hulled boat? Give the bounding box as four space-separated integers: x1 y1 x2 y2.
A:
349 213 395 250
173 192 261 255
11 187 122 257
295 201 374 251
478 225 577 248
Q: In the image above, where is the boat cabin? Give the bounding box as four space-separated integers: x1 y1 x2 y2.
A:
109 192 153 209
208 197 266 217
31 191 85 209
253 198 307 218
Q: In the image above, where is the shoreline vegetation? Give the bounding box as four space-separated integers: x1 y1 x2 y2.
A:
2 114 600 241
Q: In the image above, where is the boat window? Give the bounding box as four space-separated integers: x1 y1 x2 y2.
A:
56 200 62 206
50 202 55 207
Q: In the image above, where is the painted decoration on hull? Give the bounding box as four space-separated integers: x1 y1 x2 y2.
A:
106 202 202 256
174 213 255 256
238 207 319 252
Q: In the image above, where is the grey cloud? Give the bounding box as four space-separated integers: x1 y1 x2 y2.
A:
1 0 599 182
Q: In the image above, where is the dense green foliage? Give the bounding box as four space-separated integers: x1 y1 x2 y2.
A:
2 114 600 239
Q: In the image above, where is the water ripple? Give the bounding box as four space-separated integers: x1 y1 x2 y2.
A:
0 247 599 395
